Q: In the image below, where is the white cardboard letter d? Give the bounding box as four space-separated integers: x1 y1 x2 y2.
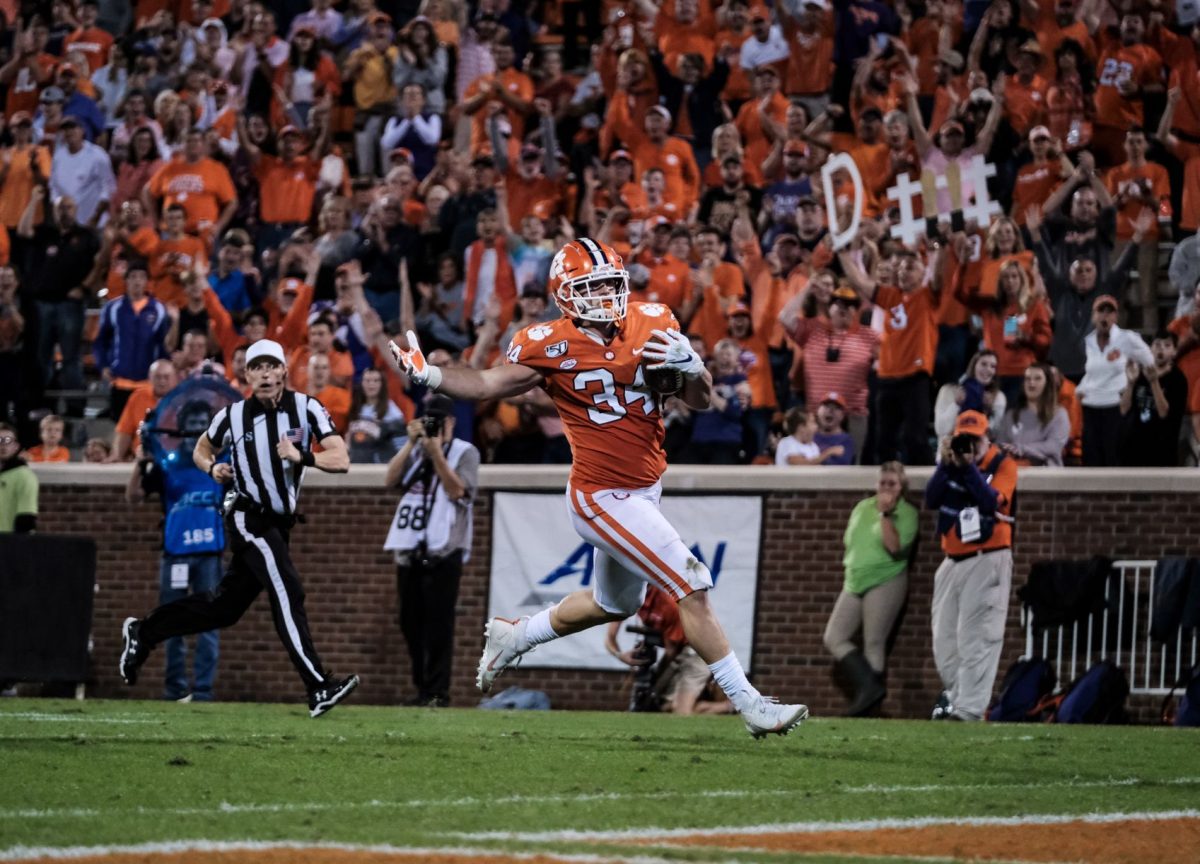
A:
822 153 863 252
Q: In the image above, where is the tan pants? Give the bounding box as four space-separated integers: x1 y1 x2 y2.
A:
930 548 1013 721
823 573 909 672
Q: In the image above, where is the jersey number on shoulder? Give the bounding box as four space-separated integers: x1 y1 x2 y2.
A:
573 368 655 425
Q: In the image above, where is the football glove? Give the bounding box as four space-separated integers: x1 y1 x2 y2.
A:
388 330 443 389
640 328 705 379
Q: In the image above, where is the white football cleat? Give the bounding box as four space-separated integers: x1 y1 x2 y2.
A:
742 697 809 739
476 617 529 693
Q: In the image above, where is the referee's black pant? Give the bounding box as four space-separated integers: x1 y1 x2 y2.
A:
397 550 462 704
139 508 328 693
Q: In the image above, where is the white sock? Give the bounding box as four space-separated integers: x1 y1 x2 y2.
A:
517 608 559 652
708 652 760 713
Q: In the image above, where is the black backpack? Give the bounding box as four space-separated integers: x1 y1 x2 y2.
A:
1055 661 1129 724
987 658 1057 722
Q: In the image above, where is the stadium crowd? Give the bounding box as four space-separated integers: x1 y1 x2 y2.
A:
1 0 1200 472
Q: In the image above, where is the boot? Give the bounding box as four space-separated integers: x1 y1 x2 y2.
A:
838 649 886 717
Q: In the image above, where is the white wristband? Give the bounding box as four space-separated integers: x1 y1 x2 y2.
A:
426 365 443 390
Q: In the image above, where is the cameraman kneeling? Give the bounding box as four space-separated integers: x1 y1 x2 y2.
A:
384 395 480 707
605 586 733 716
924 410 1017 722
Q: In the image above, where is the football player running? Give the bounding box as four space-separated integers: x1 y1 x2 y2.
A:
390 238 807 738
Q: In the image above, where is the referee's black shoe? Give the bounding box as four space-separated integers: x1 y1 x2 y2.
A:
309 674 360 718
119 617 149 686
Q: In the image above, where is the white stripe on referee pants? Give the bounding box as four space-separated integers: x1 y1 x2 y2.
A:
233 510 321 681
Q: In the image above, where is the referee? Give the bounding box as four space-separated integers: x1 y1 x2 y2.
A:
119 340 360 718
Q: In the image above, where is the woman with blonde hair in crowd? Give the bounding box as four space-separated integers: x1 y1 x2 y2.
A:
978 215 1035 300
823 462 918 715
702 123 762 189
993 361 1070 466
970 259 1053 404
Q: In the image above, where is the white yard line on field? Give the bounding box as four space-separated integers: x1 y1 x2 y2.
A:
2 777 1198 821
447 808 1200 843
0 713 162 724
0 839 717 864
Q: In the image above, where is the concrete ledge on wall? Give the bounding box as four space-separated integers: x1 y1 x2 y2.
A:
29 462 1200 493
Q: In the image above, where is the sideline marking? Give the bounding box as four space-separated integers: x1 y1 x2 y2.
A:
0 713 161 725
449 808 1200 843
0 840 702 864
4 778 1198 821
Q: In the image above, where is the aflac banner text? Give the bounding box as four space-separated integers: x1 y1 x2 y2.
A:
489 492 761 671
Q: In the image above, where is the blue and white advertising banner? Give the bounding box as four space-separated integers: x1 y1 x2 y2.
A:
488 492 761 671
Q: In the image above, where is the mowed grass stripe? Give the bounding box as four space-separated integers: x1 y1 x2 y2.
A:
2 700 1197 853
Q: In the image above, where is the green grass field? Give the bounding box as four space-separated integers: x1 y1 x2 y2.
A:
2 700 1198 863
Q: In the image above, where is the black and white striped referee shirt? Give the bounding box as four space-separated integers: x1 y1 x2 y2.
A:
205 391 338 516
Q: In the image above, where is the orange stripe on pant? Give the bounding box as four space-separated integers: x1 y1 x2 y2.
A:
584 491 694 597
568 487 676 595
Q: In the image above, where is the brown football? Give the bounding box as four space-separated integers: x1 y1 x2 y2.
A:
642 363 683 395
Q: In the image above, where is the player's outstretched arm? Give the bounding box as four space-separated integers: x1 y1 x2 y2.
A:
389 331 543 400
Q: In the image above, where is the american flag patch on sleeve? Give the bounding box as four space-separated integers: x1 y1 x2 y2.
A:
285 427 304 443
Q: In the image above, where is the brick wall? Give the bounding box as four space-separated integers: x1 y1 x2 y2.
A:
30 467 1200 721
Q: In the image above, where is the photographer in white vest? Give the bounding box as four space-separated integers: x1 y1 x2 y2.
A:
384 395 479 707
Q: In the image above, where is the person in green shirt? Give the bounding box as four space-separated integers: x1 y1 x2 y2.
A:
0 422 38 533
823 461 917 715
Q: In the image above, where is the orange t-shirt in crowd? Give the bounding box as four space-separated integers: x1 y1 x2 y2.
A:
782 19 835 96
1106 159 1170 239
1169 315 1200 391
0 144 52 228
149 233 207 307
147 156 236 235
735 332 774 408
873 283 938 379
1037 21 1095 71
24 444 70 462
504 171 563 224
716 28 752 100
979 299 1053 378
659 27 715 76
1093 40 1163 131
105 225 160 300
4 54 56 117
701 156 764 190
690 261 745 352
830 132 892 217
1012 161 1063 226
255 155 319 224
735 91 788 155
1058 377 1083 462
630 137 701 213
941 234 982 328
1168 63 1200 139
287 345 355 391
1167 138 1200 232
632 250 691 313
466 67 535 155
1004 74 1049 137
938 443 1017 556
978 250 1035 301
314 385 351 432
63 27 114 73
505 302 677 495
116 383 159 455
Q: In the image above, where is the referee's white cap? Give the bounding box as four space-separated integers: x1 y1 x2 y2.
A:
246 339 286 366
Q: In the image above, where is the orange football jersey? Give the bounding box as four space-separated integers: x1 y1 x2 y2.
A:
506 302 678 493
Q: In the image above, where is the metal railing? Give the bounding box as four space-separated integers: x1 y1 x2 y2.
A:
1021 559 1199 695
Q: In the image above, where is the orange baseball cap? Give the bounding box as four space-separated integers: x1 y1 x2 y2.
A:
953 410 989 437
820 391 847 410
